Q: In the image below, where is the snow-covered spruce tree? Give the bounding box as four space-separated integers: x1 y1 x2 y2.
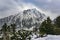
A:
10 24 17 40
18 30 32 40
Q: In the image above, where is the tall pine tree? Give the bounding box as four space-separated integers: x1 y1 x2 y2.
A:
46 17 54 34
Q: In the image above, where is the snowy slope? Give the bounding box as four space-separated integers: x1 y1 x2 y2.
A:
31 35 60 40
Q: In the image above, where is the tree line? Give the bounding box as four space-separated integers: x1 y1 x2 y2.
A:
39 16 60 35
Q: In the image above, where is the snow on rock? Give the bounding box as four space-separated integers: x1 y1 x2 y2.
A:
0 8 46 29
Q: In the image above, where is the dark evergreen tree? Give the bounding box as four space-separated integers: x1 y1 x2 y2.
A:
53 16 60 35
2 23 8 40
39 20 47 34
45 17 54 34
2 23 7 34
39 17 54 35
55 16 60 27
7 26 10 32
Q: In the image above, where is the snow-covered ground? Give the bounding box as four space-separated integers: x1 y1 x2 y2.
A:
31 35 60 40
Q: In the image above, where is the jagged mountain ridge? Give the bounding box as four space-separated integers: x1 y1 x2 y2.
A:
0 8 46 29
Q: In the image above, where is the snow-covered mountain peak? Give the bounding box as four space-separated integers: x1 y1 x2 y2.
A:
0 8 46 29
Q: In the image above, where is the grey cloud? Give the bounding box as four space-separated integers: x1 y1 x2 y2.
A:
0 0 21 18
35 0 60 14
0 0 60 19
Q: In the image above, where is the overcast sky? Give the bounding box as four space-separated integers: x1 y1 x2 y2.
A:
0 0 60 19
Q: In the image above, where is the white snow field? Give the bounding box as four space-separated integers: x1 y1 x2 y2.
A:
31 35 60 40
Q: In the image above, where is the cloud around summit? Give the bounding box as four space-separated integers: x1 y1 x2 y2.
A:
0 0 60 19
